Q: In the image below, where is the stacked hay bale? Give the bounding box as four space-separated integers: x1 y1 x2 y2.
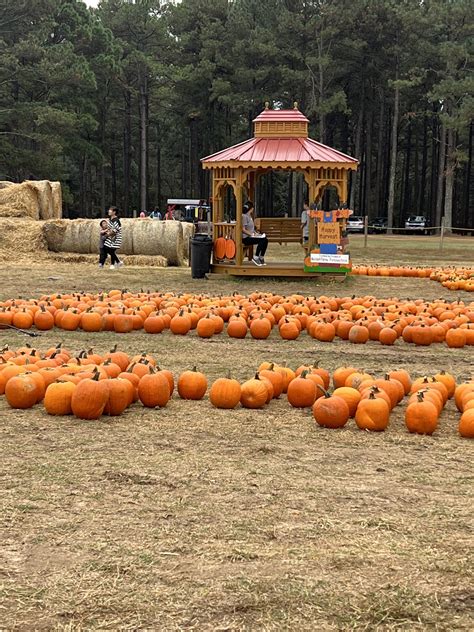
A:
0 218 47 261
42 218 191 266
0 180 62 219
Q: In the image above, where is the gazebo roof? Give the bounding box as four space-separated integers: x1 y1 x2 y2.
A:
201 136 357 168
201 106 358 170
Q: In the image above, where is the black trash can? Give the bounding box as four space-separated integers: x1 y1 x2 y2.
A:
190 235 213 278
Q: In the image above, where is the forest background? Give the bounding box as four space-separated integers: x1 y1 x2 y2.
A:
0 0 472 228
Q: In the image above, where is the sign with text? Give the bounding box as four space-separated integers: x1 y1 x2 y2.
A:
310 253 350 264
317 221 341 244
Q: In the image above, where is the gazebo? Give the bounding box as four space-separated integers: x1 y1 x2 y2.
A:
201 103 358 276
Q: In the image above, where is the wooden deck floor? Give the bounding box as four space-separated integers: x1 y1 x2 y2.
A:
210 261 347 278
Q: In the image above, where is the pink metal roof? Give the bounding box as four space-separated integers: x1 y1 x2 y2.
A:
202 137 357 165
253 108 309 123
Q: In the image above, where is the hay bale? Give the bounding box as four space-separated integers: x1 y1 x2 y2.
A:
24 180 62 219
50 182 62 219
130 219 185 265
42 218 188 265
0 180 62 220
181 222 195 259
42 220 67 252
0 218 47 258
0 182 40 219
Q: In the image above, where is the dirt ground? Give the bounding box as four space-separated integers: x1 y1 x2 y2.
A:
1 236 473 630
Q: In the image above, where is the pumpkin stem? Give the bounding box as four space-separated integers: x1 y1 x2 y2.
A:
416 391 425 402
91 371 101 381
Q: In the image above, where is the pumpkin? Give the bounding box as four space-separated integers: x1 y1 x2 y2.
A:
279 318 300 340
249 315 272 340
379 327 398 345
312 393 350 428
388 369 411 395
240 374 268 409
71 372 109 419
170 309 191 335
114 310 134 334
433 370 456 398
196 314 216 338
458 409 474 438
348 325 369 344
44 381 76 415
332 387 361 417
287 371 317 408
259 364 283 398
355 392 390 431
81 310 103 332
104 378 133 415
177 367 208 400
5 374 41 409
405 392 438 435
138 369 170 408
209 375 241 409
445 327 466 348
34 305 55 330
333 366 357 389
227 317 248 338
144 314 165 334
311 322 336 342
104 345 130 371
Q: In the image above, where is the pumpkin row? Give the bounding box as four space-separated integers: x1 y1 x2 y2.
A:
1 345 473 438
351 265 473 291
1 291 473 348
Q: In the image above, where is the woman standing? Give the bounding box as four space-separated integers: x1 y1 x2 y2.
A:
104 206 123 269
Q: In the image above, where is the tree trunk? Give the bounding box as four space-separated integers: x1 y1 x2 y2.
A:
443 124 455 231
349 93 364 211
156 122 161 210
464 121 473 227
418 114 428 212
387 81 399 232
403 121 412 217
374 92 385 214
435 115 446 229
429 110 438 223
111 147 117 206
139 76 148 214
364 102 373 218
123 90 132 216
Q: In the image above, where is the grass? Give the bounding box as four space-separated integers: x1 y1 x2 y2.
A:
0 236 473 630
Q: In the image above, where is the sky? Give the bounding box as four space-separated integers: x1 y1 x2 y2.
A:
84 0 99 6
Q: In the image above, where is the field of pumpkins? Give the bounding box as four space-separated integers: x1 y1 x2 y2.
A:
1 343 473 439
0 289 473 349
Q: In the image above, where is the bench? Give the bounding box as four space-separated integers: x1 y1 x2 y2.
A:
254 217 303 244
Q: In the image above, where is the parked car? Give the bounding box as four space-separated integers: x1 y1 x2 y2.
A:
405 215 430 234
346 215 365 233
369 217 388 234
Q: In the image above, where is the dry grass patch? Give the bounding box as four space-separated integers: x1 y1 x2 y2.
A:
0 244 473 630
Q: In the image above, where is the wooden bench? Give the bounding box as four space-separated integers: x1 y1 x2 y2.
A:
254 217 303 244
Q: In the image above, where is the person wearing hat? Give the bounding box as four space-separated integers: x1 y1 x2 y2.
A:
242 201 268 266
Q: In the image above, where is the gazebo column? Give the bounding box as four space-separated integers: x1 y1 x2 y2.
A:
235 182 243 265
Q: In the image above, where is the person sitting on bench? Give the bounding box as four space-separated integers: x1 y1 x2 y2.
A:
242 201 268 266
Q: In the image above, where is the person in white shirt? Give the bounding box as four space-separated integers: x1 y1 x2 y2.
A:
301 202 310 244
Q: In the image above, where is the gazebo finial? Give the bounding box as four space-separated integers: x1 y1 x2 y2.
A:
265 101 270 110
293 101 298 110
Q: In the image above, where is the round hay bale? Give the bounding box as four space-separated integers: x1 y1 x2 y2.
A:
131 219 184 265
0 182 40 219
42 220 67 252
0 181 14 190
116 218 134 255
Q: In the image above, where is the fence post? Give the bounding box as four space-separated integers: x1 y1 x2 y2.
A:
363 215 368 248
439 217 445 251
